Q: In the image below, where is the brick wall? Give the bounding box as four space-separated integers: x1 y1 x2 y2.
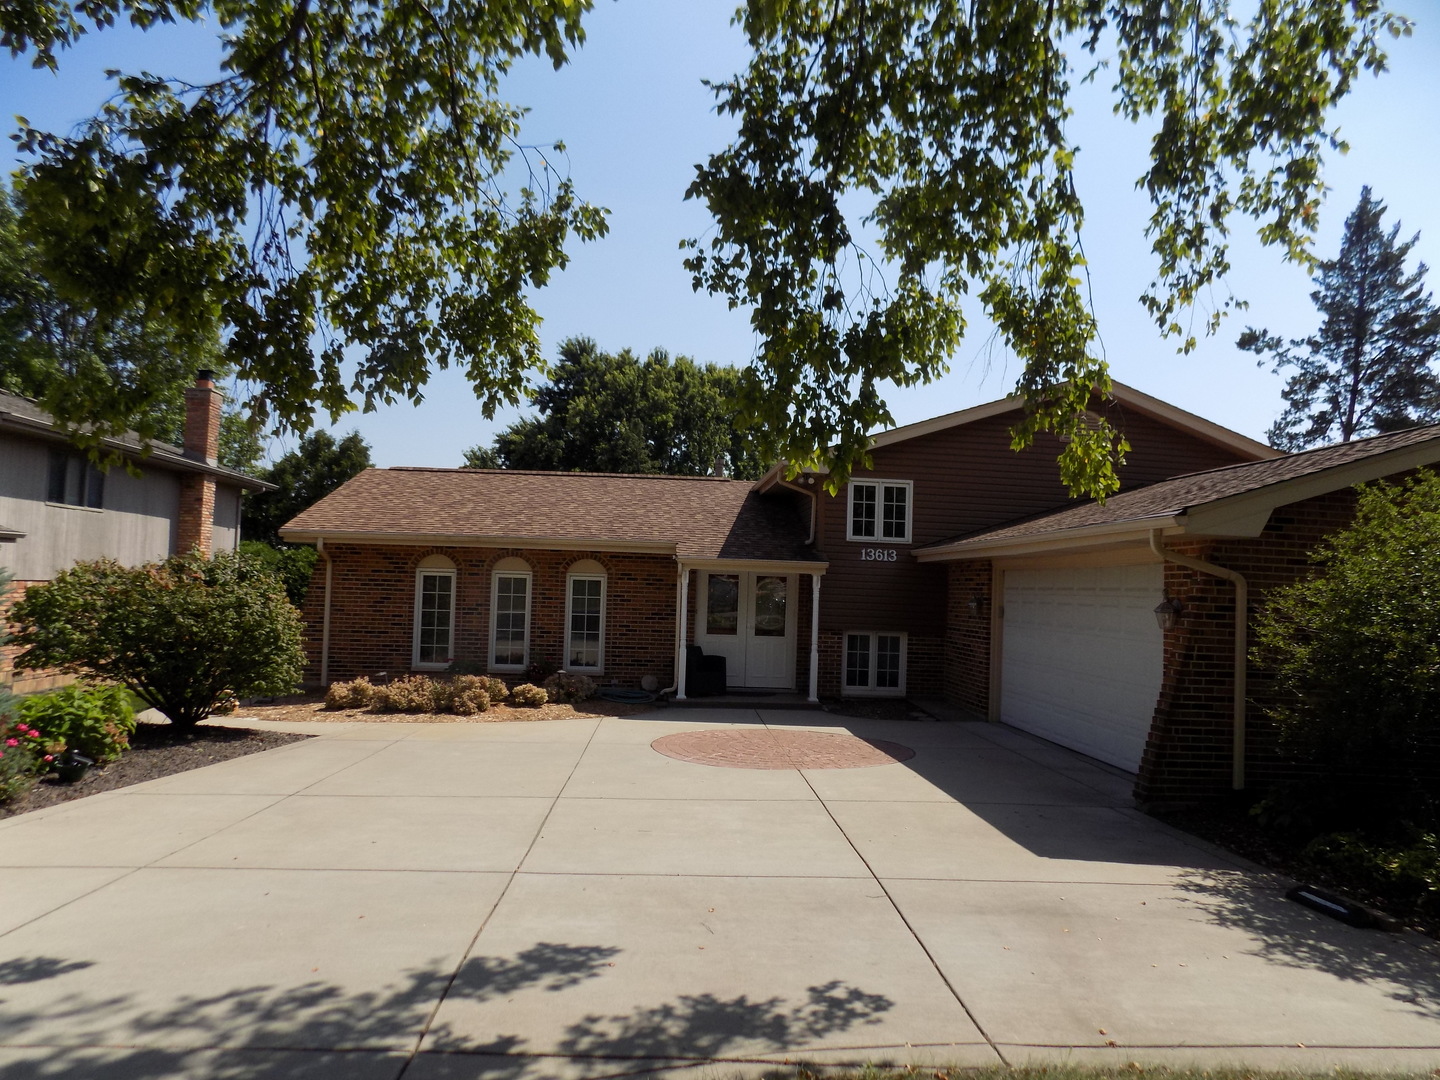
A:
943 560 992 716
1136 486 1363 805
303 545 680 689
176 474 216 555
1 578 72 694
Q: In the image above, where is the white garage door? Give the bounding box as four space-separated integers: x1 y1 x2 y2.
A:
1001 564 1164 772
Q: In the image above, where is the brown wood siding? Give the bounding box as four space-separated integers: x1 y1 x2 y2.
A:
818 404 1260 636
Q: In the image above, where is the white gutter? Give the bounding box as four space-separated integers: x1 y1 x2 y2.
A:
317 538 334 688
1149 530 1249 790
915 516 1185 561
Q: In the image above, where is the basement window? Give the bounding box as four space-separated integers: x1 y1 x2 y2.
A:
843 631 906 696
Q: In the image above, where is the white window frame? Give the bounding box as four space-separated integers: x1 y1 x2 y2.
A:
842 630 908 697
847 479 913 543
412 566 457 671
489 567 533 673
564 571 606 673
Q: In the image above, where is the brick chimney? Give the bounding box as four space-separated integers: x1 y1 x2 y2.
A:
183 369 223 463
177 370 222 554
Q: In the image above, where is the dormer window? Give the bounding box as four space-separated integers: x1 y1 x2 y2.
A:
847 479 911 543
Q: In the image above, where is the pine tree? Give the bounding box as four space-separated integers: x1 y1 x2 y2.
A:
1240 187 1440 450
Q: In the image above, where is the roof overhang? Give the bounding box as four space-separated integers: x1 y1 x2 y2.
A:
0 408 274 492
866 382 1277 460
678 557 829 575
916 431 1440 562
279 529 679 554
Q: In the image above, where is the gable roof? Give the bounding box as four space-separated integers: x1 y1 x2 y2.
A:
867 381 1277 458
916 423 1440 560
0 390 272 492
280 467 822 563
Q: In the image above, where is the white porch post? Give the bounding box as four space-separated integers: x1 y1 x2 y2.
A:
676 563 690 701
807 573 821 703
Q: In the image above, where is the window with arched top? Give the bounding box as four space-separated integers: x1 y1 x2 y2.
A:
413 554 457 669
490 557 532 672
565 559 607 672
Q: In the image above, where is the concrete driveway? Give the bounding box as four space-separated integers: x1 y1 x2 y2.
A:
1 708 1438 1079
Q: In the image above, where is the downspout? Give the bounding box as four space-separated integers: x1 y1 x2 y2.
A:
675 561 690 700
660 560 683 696
317 538 334 688
1148 530 1249 790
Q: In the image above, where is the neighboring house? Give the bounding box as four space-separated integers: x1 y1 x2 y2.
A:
279 382 1440 803
0 373 272 692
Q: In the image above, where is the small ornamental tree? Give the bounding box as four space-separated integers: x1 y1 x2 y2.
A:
9 551 306 728
1252 470 1440 824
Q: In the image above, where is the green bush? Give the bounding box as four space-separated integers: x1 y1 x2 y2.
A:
1303 830 1440 912
543 671 597 704
510 683 548 707
1252 470 1440 826
238 541 320 606
8 551 306 728
0 715 52 802
18 684 135 763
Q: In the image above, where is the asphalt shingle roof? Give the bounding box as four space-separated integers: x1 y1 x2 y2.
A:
924 423 1440 550
281 467 820 562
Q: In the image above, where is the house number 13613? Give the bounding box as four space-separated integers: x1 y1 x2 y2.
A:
860 548 898 562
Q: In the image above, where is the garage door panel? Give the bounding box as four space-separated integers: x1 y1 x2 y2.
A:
1001 565 1163 772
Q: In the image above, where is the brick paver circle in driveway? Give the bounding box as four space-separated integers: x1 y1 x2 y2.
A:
651 727 915 770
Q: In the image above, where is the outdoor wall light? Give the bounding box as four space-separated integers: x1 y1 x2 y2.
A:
967 594 986 615
1153 594 1183 632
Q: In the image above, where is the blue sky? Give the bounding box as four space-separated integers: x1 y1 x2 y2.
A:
5 1 1439 468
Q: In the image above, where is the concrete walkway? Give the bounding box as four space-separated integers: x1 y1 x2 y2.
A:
1 708 1437 1079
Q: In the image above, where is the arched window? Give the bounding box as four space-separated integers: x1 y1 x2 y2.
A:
413 554 457 669
565 559 607 672
490 557 532 672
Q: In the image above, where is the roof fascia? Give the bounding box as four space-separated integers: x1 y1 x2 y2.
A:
0 410 274 492
1108 383 1278 460
678 557 829 574
277 529 678 554
913 516 1185 561
1182 436 1440 537
868 397 1021 449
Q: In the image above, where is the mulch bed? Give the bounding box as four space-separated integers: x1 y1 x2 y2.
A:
1155 802 1440 940
0 723 309 820
236 691 658 725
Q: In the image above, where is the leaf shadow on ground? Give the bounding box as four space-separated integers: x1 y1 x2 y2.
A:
1177 869 1440 1020
0 940 894 1079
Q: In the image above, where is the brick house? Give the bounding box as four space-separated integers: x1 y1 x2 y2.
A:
0 373 272 692
281 383 1440 803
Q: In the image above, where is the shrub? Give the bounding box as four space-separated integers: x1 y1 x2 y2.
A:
510 683 548 707
8 551 306 728
18 684 136 764
1303 830 1440 913
237 541 320 606
0 717 52 802
483 677 509 701
524 657 561 684
451 688 491 716
543 671 597 704
325 677 377 710
1253 470 1440 827
447 658 488 676
372 675 439 713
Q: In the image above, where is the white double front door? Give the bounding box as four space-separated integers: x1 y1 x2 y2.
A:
695 571 797 689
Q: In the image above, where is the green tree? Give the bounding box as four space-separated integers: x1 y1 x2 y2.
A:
1253 471 1440 825
244 431 373 546
2 1 607 449
0 185 263 471
1 3 1408 498
685 1 1409 494
1240 187 1440 450
8 551 306 728
462 337 769 479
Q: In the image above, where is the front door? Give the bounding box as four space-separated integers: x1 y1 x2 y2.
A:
695 572 797 689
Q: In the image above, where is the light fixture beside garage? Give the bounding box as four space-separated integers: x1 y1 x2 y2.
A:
1153 593 1184 632
967 593 986 615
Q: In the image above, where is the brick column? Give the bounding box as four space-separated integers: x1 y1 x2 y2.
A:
177 371 223 555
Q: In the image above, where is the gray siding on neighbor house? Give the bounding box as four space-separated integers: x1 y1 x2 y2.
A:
213 483 243 552
0 433 181 580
